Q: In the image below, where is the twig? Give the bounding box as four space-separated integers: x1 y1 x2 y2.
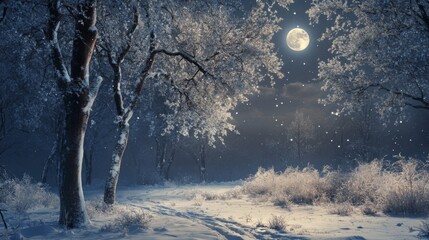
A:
0 209 7 230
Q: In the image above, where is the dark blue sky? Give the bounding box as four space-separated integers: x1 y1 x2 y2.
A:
233 0 429 161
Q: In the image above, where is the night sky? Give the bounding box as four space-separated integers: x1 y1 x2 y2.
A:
236 1 329 136
230 0 429 167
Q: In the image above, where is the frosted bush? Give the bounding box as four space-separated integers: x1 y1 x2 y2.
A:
379 160 429 215
243 157 429 216
270 192 290 209
193 193 204 206
86 198 116 219
346 161 384 205
102 208 150 234
200 192 218 201
360 201 378 216
243 167 328 205
242 168 277 197
329 203 353 216
197 187 243 201
277 167 325 204
222 187 243 200
0 175 58 212
267 215 287 232
320 167 347 202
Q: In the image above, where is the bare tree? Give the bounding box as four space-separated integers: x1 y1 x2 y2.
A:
41 110 64 184
154 135 177 181
287 111 315 162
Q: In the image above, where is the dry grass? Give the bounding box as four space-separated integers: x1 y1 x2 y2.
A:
242 157 429 216
268 215 287 232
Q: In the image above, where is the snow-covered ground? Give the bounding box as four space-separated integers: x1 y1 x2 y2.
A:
6 182 426 239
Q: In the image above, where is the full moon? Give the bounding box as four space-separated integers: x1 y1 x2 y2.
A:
286 28 310 51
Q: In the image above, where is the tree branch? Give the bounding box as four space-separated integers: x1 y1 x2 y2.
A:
416 0 429 31
153 49 214 78
350 83 429 110
46 0 70 89
127 30 156 116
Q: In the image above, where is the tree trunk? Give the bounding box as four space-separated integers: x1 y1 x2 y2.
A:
47 0 99 228
155 137 167 179
164 144 176 180
84 143 94 185
59 88 91 228
42 112 64 183
199 143 206 182
41 141 57 183
104 121 130 204
155 138 175 181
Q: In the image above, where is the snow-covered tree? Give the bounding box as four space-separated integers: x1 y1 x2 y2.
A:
45 0 101 228
309 0 429 121
143 85 179 181
287 111 315 162
181 137 211 182
1 0 293 223
4 0 101 228
98 0 289 204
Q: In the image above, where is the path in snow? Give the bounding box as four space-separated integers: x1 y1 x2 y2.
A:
9 182 427 239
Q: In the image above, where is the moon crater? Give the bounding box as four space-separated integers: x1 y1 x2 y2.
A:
286 28 310 51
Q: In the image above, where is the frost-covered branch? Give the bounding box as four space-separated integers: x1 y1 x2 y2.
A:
153 49 214 78
310 0 429 119
46 0 70 88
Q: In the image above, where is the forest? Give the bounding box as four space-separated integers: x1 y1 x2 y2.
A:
0 0 429 239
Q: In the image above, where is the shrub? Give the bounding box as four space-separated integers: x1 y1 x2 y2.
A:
243 157 429 216
278 167 325 204
200 192 219 201
346 161 384 205
0 175 59 212
321 167 348 202
379 160 429 215
360 201 378 216
329 203 353 216
255 219 266 228
223 187 243 200
242 168 277 197
243 167 330 205
101 208 150 234
86 198 117 219
267 215 287 232
270 192 290 209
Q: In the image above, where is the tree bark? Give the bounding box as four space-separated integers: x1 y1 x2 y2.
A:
103 25 155 205
47 0 100 228
84 142 94 185
104 121 130 204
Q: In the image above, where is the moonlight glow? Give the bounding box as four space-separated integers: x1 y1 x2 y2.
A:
286 28 310 51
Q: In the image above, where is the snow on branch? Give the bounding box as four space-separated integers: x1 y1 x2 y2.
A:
46 0 71 87
83 76 103 113
153 49 214 78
